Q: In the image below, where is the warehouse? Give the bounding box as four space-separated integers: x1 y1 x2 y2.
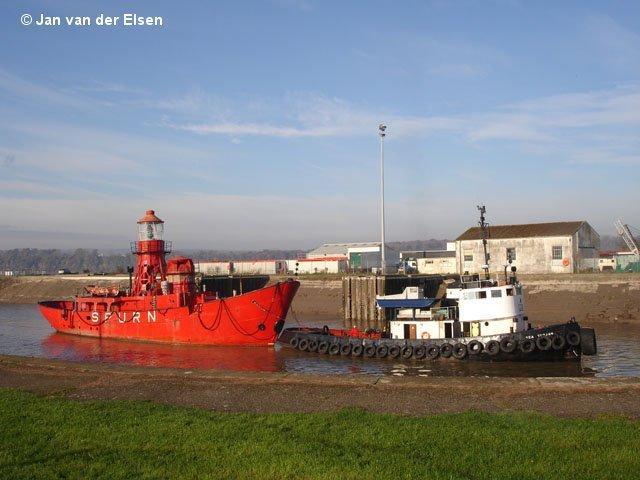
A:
455 221 600 274
196 260 287 275
307 242 396 273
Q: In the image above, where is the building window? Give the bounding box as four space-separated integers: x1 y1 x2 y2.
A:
552 246 563 260
464 255 473 262
506 248 516 262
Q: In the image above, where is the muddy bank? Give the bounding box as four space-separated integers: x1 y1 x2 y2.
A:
1 354 639 418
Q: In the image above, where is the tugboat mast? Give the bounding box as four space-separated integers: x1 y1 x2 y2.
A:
477 205 490 280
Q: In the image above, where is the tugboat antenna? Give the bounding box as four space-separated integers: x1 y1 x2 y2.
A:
477 205 490 280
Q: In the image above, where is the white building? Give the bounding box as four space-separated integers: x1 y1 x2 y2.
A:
401 242 457 274
196 260 287 275
288 257 349 274
455 221 600 274
307 242 396 272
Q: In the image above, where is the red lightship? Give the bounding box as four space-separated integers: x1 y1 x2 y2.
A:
38 210 299 346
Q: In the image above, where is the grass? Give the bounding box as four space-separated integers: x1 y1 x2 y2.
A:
1 388 639 479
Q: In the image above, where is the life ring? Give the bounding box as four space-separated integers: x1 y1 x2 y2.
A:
421 332 431 339
562 258 569 267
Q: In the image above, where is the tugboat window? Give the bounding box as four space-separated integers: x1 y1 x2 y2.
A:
506 288 514 296
552 246 563 260
491 290 502 298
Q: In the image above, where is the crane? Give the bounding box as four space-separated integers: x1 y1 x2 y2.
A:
614 220 640 255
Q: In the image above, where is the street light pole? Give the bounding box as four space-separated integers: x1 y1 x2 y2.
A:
379 124 387 275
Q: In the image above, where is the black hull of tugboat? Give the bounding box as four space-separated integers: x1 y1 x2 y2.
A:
278 322 596 362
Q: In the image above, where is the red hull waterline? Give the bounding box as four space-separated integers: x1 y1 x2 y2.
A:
39 280 299 346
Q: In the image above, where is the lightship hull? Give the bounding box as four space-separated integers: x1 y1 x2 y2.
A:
39 280 299 346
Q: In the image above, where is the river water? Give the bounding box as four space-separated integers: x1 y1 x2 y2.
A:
1 304 639 378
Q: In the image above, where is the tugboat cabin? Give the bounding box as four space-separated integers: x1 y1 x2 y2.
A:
379 274 529 341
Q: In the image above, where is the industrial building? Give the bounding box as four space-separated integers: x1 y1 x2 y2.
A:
288 257 349 274
307 242 395 273
455 221 600 274
598 251 640 273
399 242 457 274
196 260 287 275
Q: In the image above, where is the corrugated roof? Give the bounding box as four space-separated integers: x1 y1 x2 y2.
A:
456 221 586 241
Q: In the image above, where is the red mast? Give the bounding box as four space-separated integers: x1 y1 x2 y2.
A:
130 210 172 296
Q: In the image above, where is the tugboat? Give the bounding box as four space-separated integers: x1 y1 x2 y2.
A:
39 210 299 346
279 207 597 361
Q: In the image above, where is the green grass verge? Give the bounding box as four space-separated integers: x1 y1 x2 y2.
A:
1 388 638 479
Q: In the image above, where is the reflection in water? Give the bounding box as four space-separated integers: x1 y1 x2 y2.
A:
41 333 283 372
1 304 639 377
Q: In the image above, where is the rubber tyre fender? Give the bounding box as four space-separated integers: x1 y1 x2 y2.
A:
413 345 427 360
388 345 401 359
290 336 300 349
339 343 352 356
427 344 440 360
467 340 483 355
519 338 536 354
566 330 581 346
352 344 364 357
307 340 319 353
500 337 517 354
536 336 552 351
376 344 389 358
580 328 597 355
328 343 341 355
486 340 501 356
551 334 566 351
440 343 453 359
317 341 330 354
364 344 377 358
452 343 468 360
401 345 414 359
298 338 309 351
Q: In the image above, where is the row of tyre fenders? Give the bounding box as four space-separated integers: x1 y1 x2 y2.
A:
287 331 584 360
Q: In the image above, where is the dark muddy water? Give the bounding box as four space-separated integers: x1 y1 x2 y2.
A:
1 304 638 378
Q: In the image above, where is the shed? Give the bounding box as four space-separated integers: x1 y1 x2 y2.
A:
455 221 600 274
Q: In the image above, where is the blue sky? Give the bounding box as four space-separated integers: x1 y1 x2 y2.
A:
1 0 639 250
